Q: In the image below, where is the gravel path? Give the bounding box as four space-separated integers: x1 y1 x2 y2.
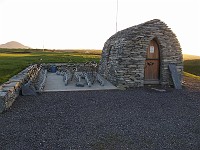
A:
183 76 200 92
0 78 200 150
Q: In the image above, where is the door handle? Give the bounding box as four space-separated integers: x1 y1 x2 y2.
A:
147 62 154 66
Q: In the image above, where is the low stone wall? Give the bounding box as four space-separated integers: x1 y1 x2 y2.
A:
0 64 41 113
43 62 98 73
0 62 98 113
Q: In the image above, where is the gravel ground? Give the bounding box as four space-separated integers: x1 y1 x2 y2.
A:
0 78 200 150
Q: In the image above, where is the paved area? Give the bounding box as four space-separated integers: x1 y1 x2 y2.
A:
44 73 117 92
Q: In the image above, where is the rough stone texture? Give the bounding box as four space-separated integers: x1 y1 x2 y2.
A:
99 19 183 88
44 63 98 73
0 64 41 113
0 62 100 113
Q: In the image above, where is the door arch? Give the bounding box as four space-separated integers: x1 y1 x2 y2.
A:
144 39 160 84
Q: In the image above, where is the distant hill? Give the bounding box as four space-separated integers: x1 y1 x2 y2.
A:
0 41 30 49
183 54 200 60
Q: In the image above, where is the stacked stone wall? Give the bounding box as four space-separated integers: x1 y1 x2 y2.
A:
99 19 183 88
0 64 41 113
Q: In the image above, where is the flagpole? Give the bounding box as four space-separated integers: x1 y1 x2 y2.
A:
116 0 119 33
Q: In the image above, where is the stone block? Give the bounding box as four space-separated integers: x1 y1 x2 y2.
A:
0 91 7 113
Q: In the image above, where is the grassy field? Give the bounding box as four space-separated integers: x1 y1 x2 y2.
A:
184 59 200 76
183 54 200 76
183 54 200 60
0 48 101 84
1 49 200 84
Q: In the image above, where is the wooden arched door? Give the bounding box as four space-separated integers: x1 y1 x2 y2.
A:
144 40 160 84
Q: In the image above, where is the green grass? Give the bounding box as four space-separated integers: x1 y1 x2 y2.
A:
184 72 200 81
1 48 200 84
184 59 200 76
0 48 101 84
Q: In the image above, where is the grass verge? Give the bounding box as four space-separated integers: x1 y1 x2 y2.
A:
184 59 200 76
184 72 200 81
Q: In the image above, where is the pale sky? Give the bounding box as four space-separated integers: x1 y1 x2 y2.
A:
0 0 200 55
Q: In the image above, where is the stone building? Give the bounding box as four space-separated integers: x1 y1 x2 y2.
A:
98 19 183 88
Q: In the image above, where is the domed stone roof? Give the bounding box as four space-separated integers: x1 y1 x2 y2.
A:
99 19 183 88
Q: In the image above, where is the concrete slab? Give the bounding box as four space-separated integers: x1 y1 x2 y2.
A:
44 73 118 92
